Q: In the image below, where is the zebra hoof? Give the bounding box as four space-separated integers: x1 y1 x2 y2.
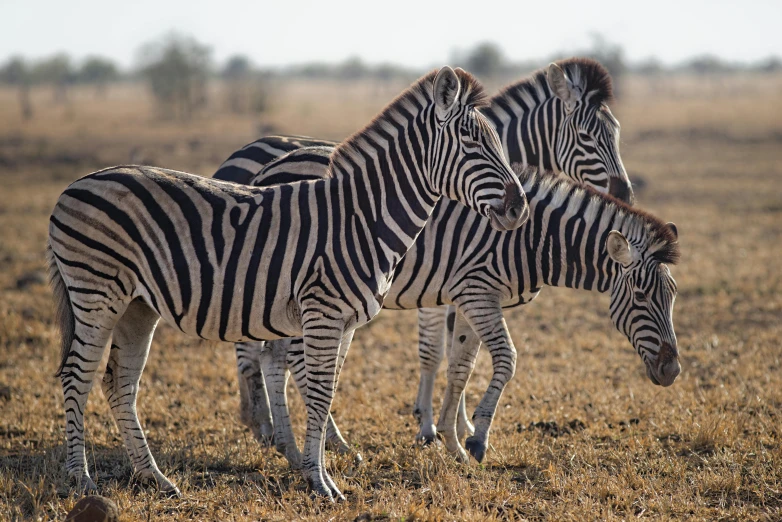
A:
71 475 98 496
415 426 438 446
306 481 335 503
352 452 363 465
465 436 486 463
158 481 182 499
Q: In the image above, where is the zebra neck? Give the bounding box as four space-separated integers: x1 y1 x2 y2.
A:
524 181 619 294
328 130 439 274
483 92 563 174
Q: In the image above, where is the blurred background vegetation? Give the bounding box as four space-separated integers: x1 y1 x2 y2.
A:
2 31 779 123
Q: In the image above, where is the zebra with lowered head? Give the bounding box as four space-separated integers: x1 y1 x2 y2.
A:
46 66 528 501
220 57 638 456
230 144 680 468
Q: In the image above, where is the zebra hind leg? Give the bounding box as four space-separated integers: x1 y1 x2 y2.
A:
262 339 302 468
414 307 447 445
101 299 180 497
60 323 116 494
236 341 275 447
326 330 361 464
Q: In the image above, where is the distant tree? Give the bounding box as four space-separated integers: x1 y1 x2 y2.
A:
77 56 119 97
337 56 367 80
755 56 782 73
684 55 730 75
635 57 664 76
464 42 504 78
32 53 73 103
0 57 33 119
222 55 252 79
138 34 212 120
221 54 270 115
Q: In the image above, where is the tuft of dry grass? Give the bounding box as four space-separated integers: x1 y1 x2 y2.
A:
1 74 781 520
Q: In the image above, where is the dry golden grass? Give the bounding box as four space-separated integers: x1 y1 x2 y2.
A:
1 74 781 520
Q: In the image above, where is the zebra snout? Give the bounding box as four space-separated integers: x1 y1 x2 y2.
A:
489 182 529 231
609 177 635 206
653 341 681 387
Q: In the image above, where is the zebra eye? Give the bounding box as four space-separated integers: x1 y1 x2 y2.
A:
634 290 647 302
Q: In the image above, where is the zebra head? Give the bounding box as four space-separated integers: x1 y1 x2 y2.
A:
547 60 634 205
606 223 680 386
430 66 529 231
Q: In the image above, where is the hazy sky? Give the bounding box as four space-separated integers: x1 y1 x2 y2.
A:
2 0 780 68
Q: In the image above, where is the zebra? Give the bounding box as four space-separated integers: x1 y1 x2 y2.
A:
46 67 529 501
218 57 637 456
215 58 633 203
229 145 680 468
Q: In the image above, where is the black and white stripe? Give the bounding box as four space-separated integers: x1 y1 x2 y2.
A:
46 67 528 500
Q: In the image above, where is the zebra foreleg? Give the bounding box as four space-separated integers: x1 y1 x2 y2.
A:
458 301 516 463
235 341 275 447
283 335 360 464
441 305 477 441
300 312 346 501
101 299 180 496
413 307 447 445
436 311 481 463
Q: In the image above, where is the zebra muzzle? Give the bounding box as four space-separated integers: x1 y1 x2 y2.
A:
489 182 529 231
649 341 681 387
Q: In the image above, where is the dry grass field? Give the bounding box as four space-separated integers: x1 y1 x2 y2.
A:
1 73 781 521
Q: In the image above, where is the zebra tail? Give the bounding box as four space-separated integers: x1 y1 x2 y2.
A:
46 241 74 377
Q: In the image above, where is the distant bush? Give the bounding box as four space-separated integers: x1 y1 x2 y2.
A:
138 34 212 120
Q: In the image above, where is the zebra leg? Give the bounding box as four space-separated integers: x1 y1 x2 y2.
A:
327 330 361 463
300 312 345 501
100 299 180 496
458 301 517 464
414 307 447 445
438 306 477 440
61 322 117 494
284 335 360 465
436 311 481 463
262 338 302 468
236 341 275 447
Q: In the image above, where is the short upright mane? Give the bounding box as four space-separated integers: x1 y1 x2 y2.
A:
496 57 614 108
515 165 680 265
329 68 489 170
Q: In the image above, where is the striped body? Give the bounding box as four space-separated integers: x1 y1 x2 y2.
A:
46 67 528 500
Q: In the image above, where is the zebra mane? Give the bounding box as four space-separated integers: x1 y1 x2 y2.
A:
495 57 614 109
329 68 488 170
514 165 680 265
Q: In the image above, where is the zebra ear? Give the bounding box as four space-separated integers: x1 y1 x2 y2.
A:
666 222 678 241
434 66 461 122
547 63 579 113
607 230 633 266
